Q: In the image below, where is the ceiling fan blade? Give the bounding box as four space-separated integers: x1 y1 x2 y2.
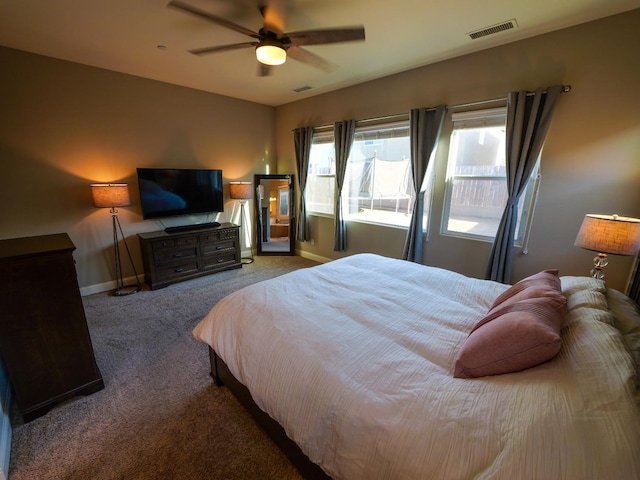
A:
189 42 258 56
259 0 287 35
287 46 336 72
286 26 365 46
168 0 260 39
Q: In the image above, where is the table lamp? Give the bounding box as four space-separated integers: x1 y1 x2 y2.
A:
574 213 640 279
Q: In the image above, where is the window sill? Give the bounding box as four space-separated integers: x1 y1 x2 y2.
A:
307 212 409 230
307 211 334 220
440 230 524 248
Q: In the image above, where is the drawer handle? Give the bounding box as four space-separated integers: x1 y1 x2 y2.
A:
216 246 223 250
217 259 225 263
174 253 184 258
175 267 184 272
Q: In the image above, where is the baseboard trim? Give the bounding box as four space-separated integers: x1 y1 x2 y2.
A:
80 253 328 296
80 275 141 297
297 250 331 264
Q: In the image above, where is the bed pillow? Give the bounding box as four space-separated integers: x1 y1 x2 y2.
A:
454 270 567 379
489 269 562 311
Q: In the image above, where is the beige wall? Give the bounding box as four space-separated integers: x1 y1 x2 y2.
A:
275 9 640 292
1 10 639 294
0 47 275 291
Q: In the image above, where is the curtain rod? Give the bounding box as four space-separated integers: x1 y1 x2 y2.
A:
451 84 571 110
292 85 571 131
296 85 571 132
311 113 408 133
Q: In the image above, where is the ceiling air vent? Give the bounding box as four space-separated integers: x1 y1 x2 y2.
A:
468 19 517 40
293 85 313 93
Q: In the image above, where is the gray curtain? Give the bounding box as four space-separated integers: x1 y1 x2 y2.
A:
485 85 564 283
629 257 640 305
293 127 313 242
333 120 356 251
403 105 447 263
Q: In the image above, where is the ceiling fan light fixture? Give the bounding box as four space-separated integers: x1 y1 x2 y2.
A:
256 44 286 66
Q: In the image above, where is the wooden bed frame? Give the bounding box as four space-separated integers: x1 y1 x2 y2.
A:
208 347 331 480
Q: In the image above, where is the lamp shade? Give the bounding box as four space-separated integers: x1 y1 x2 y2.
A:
229 182 253 200
91 183 131 208
256 44 286 66
575 214 640 256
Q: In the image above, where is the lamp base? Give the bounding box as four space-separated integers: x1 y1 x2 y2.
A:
113 284 142 296
589 253 608 279
110 211 143 297
237 199 254 265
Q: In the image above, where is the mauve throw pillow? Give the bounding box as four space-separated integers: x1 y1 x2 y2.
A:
489 269 562 311
454 270 567 379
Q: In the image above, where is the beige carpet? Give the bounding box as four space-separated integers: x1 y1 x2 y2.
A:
9 255 319 480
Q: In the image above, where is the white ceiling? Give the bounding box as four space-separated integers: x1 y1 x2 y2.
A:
1 0 638 106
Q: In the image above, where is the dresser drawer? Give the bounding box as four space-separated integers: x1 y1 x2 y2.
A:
175 236 198 247
157 261 199 280
153 235 199 250
200 229 238 244
201 239 236 256
155 246 198 265
202 251 239 270
153 238 175 249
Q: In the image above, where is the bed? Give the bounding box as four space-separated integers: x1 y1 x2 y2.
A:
192 253 640 479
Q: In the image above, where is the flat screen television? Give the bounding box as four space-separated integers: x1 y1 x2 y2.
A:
136 168 224 220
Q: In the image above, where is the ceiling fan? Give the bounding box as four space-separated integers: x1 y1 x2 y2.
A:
168 0 366 76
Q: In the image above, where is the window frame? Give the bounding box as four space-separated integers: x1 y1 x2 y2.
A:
441 107 540 246
305 128 336 217
305 118 417 230
342 119 413 228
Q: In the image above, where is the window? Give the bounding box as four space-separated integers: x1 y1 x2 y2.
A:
343 121 414 227
305 120 418 228
306 131 335 215
442 107 539 244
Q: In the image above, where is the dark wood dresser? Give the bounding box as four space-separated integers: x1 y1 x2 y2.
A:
0 233 104 422
137 223 241 290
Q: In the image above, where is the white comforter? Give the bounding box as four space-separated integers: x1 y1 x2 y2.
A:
193 253 640 479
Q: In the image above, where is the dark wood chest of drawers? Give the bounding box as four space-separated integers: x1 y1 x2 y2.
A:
0 233 104 422
137 223 241 290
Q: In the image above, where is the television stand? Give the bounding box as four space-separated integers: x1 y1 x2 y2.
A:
164 222 221 233
138 223 241 290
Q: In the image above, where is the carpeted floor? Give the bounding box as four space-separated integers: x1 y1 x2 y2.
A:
9 255 320 480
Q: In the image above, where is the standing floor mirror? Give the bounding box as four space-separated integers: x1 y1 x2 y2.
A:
254 174 295 256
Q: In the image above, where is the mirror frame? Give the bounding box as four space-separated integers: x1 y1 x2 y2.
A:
254 174 296 256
